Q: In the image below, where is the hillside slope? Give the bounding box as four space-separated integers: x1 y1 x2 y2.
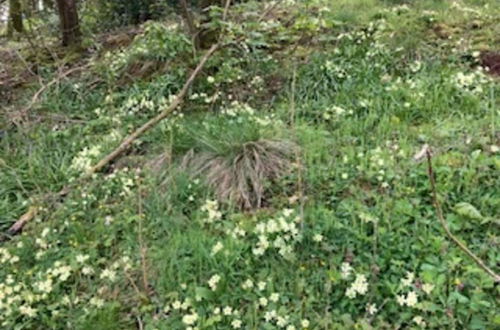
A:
0 1 499 329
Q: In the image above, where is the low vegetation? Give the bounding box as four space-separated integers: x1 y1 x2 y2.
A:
0 0 499 329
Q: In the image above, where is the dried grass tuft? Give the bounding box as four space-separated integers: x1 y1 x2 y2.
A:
182 139 298 210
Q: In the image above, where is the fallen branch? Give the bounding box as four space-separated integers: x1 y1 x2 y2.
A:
423 145 500 282
4 43 219 239
7 206 37 235
5 186 70 237
6 0 232 238
88 43 219 174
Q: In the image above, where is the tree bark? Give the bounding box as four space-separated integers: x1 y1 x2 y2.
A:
8 0 24 34
55 0 81 47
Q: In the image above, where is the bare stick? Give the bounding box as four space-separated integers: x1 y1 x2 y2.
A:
4 44 219 239
22 64 89 115
88 43 219 174
424 146 500 282
223 0 232 21
7 206 37 235
5 185 70 236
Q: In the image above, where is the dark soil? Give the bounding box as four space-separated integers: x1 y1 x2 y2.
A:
480 51 500 76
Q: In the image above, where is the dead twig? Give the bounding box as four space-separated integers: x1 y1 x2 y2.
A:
223 0 232 21
88 43 219 174
4 43 219 240
7 206 37 235
5 186 70 237
423 145 500 283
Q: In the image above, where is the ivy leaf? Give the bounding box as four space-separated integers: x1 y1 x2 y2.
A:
454 202 483 220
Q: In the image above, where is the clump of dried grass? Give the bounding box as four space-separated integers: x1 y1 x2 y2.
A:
182 139 298 210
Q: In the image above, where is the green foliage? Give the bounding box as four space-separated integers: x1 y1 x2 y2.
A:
93 0 171 28
1 0 499 329
100 21 192 79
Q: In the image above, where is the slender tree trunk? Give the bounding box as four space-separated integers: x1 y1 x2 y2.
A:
55 0 81 47
8 0 24 34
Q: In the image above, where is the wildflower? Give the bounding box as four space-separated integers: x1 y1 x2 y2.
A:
19 305 37 317
259 297 268 307
82 266 94 275
351 274 368 295
76 254 89 263
242 279 254 290
406 291 418 307
366 303 377 315
396 294 406 306
313 234 323 242
267 220 279 233
41 228 50 237
422 283 434 295
258 281 267 291
213 307 220 314
345 287 357 299
223 306 233 315
100 268 117 282
341 173 349 179
340 262 352 279
211 242 224 255
62 296 71 305
413 316 425 326
264 310 277 322
201 200 222 223
182 312 199 325
207 76 215 84
276 316 288 327
231 319 242 329
104 216 113 226
89 297 104 307
410 60 422 73
208 274 221 291
401 272 414 287
287 326 296 330
35 278 53 294
172 300 182 310
270 293 279 302
301 319 310 328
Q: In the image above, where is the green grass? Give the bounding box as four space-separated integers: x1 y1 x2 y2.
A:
0 0 499 329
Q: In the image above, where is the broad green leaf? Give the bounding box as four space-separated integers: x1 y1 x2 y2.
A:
454 202 483 220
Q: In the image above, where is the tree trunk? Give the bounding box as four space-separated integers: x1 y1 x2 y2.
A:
8 0 24 34
55 0 81 47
